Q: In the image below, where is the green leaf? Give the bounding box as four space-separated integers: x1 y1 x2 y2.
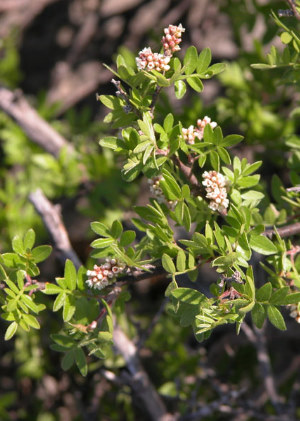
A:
119 231 136 247
249 235 277 255
184 46 198 74
64 260 77 291
281 32 293 44
99 136 118 150
270 287 289 305
4 321 18 340
12 235 24 255
221 134 243 147
53 292 66 312
267 305 286 330
31 245 52 263
62 350 75 371
20 294 41 314
212 253 238 267
43 283 63 295
74 347 88 376
251 302 265 329
22 314 40 329
174 80 186 99
176 250 186 272
182 203 191 232
24 229 35 250
208 63 226 75
90 222 110 237
209 150 220 171
256 282 272 302
197 48 212 73
186 76 203 92
217 147 231 164
171 287 205 305
162 254 176 274
111 220 123 239
163 114 174 133
63 295 76 322
242 161 262 176
91 238 115 249
282 293 300 305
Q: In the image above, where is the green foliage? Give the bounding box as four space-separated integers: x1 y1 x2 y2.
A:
1 12 300 394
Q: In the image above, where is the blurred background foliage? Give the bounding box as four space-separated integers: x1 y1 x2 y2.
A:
0 0 300 420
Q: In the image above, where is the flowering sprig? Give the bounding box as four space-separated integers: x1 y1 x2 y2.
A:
86 259 127 290
202 170 229 213
182 116 217 145
148 176 177 210
136 24 185 73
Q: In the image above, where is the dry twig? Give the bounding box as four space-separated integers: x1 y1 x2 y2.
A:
0 86 73 157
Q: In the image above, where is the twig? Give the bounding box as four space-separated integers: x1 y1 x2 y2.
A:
285 0 300 21
0 86 73 158
113 325 175 421
30 188 174 421
28 189 82 269
263 222 300 239
241 323 283 412
137 297 169 349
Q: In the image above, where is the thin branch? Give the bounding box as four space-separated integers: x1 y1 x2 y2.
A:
263 222 300 239
137 297 169 349
30 188 173 421
28 189 82 269
241 323 283 412
285 0 300 21
113 325 175 421
0 86 73 157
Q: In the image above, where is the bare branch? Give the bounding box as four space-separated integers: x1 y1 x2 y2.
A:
241 323 283 412
0 86 73 157
264 222 300 239
28 189 82 269
285 0 300 21
30 188 173 421
113 324 175 421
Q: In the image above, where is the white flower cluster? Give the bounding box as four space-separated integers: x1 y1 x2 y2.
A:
162 24 185 56
136 47 171 72
136 24 185 73
182 116 217 145
148 176 177 210
86 258 126 290
202 170 229 213
289 304 300 323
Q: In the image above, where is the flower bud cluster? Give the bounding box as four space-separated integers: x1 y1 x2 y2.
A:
148 176 177 210
162 24 185 56
289 304 300 323
86 258 126 290
182 116 217 145
136 47 171 72
136 24 185 73
202 170 229 213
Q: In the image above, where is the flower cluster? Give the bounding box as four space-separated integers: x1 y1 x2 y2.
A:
136 47 171 72
86 258 126 290
136 24 185 73
202 170 229 213
182 116 217 145
289 304 300 323
162 24 185 56
148 176 177 210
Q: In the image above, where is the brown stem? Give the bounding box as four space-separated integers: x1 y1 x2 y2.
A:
29 189 82 269
30 188 173 421
263 222 300 239
0 86 74 158
285 0 300 21
150 85 162 113
241 323 283 411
